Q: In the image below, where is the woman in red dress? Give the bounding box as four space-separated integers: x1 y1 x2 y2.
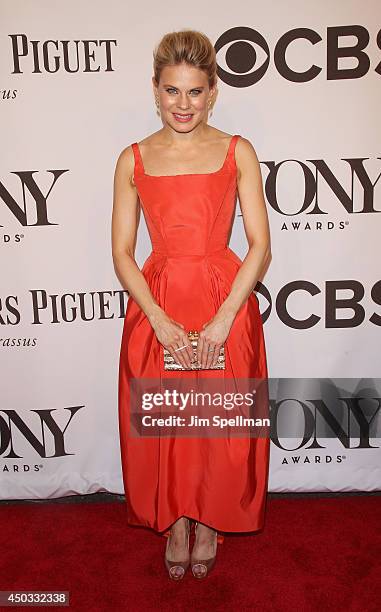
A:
112 29 271 580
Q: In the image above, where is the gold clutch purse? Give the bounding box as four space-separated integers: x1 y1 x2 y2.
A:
163 330 225 371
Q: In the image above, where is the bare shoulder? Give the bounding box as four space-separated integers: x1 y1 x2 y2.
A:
235 135 260 181
235 135 259 161
115 143 134 171
114 144 136 188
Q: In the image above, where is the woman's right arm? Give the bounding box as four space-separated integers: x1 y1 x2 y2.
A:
111 145 193 368
111 145 163 325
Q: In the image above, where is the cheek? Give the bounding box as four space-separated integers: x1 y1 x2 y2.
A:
161 96 173 109
192 98 206 110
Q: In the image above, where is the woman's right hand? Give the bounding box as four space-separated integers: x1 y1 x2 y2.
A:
149 310 194 369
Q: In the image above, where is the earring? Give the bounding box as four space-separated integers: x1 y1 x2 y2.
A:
208 99 213 118
155 96 160 117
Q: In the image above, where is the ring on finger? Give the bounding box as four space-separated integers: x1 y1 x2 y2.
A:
174 344 187 352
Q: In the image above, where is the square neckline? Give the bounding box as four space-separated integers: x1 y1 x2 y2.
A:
134 134 238 178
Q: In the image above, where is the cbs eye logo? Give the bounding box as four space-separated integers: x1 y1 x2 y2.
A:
215 26 269 87
215 25 378 86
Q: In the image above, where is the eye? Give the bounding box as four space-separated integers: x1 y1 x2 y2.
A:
165 88 202 95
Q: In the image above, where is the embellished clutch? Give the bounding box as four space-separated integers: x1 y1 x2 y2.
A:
163 330 225 371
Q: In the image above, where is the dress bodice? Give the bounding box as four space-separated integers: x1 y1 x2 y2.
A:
131 134 241 258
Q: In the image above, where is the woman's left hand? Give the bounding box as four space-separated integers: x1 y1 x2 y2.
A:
197 310 236 368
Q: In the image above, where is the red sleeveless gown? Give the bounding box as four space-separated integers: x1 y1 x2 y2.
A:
118 134 269 541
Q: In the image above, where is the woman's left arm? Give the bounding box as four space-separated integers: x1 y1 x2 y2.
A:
218 135 272 319
198 136 271 367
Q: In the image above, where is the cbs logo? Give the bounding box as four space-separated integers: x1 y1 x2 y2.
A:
215 25 380 86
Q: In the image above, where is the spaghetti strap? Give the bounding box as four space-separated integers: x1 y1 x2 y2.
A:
226 134 240 169
231 134 241 154
131 142 144 176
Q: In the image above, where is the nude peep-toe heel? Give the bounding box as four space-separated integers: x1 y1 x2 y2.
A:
164 518 190 580
190 521 218 579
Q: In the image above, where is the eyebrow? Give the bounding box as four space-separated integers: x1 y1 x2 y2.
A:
162 84 205 90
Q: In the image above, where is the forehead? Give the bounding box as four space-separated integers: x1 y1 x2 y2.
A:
160 63 208 86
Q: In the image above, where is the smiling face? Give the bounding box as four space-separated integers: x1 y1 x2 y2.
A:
152 62 217 131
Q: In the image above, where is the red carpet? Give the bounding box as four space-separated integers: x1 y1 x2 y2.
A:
1 496 380 611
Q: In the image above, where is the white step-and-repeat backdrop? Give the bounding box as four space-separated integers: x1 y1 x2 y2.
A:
1 1 380 498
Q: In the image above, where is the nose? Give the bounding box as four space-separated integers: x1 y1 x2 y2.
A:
177 93 191 110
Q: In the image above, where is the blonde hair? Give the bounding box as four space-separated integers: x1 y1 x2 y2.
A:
153 29 217 90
